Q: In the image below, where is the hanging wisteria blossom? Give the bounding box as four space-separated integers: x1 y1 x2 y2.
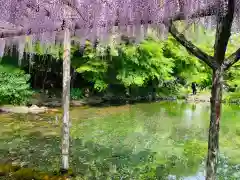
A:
0 0 240 56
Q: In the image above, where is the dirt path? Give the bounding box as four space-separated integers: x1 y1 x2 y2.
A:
186 92 211 103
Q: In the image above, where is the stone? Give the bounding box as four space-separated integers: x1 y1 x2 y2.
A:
0 105 48 114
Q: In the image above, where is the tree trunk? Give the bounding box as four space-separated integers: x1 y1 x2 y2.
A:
206 67 223 180
61 27 71 172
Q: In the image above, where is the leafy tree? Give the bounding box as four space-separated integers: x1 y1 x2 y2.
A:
72 42 109 92
164 34 212 90
72 39 175 98
116 39 174 87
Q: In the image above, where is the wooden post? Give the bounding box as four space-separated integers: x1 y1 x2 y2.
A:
61 27 71 172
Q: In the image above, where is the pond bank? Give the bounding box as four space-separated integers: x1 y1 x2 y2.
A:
1 92 239 114
0 105 58 114
0 96 176 114
186 92 240 104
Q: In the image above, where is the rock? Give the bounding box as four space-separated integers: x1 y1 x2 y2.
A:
85 97 103 105
0 105 48 114
42 101 62 107
28 105 47 114
46 108 59 112
0 105 29 114
30 105 39 109
70 100 85 106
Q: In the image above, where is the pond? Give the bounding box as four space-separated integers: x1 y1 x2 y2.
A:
0 101 240 179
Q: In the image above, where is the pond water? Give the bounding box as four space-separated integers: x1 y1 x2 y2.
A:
0 101 240 179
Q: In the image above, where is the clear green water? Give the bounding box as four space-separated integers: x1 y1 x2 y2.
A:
0 101 240 179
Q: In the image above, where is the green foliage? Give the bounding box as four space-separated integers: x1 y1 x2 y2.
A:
25 39 63 60
164 32 212 89
11 24 240 100
70 88 83 100
180 25 240 92
0 65 33 105
225 61 240 92
72 42 109 92
70 25 232 96
93 79 108 92
116 39 174 87
72 39 175 95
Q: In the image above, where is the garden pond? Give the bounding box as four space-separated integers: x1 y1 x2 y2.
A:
0 101 240 179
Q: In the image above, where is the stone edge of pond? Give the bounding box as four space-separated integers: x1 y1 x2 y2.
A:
1 96 239 115
0 105 59 114
185 98 240 104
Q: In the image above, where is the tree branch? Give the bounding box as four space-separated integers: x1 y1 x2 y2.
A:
213 0 235 65
223 48 240 70
168 22 216 69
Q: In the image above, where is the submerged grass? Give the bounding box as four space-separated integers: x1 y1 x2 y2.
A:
0 102 240 179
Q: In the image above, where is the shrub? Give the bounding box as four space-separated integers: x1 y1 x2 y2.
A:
70 88 83 100
0 65 33 105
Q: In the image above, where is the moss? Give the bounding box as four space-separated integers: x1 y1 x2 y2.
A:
12 168 40 180
0 164 74 180
54 168 75 177
0 164 21 176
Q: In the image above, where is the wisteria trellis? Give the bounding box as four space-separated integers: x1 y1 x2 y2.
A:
0 0 240 56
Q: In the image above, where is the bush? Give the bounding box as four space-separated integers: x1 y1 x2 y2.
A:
0 65 33 105
70 88 83 100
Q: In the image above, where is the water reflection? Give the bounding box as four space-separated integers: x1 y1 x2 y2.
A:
0 102 240 179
